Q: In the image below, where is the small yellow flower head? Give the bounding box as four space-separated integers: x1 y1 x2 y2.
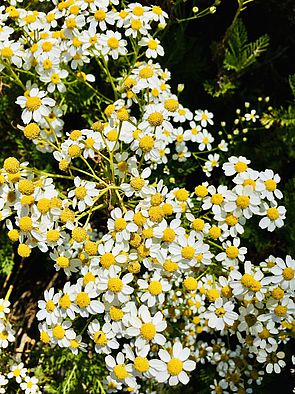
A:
3 157 20 174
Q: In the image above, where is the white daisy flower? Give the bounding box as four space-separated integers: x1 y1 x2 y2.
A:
88 319 119 354
0 298 10 318
72 282 104 317
68 176 99 212
196 129 214 151
16 87 55 124
126 305 167 348
100 30 127 60
259 169 283 201
7 363 27 383
222 156 250 177
269 255 295 291
36 287 59 325
50 319 76 347
107 207 138 242
20 376 39 393
138 272 171 307
105 352 136 387
194 109 214 127
259 203 286 232
121 167 151 198
97 272 134 303
256 350 286 374
205 297 238 331
150 341 196 385
0 320 15 348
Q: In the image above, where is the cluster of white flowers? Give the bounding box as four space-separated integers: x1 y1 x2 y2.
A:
0 299 40 393
0 0 294 393
0 299 15 350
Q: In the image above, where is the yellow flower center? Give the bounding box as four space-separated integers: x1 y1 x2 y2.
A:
37 198 51 214
24 123 40 139
148 281 162 295
66 17 77 29
174 189 189 201
75 186 87 200
76 292 91 308
4 157 20 173
100 252 115 269
139 67 154 79
18 179 35 195
164 98 179 112
56 256 70 269
267 207 280 220
236 195 250 209
114 218 127 232
265 179 277 191
72 227 87 242
181 246 195 260
108 278 123 293
211 193 224 205
26 96 42 111
117 161 128 172
94 331 107 345
148 206 164 222
147 112 164 127
195 185 208 198
192 218 205 231
134 357 149 373
209 226 221 239
258 328 270 339
46 300 55 312
42 41 53 52
167 358 183 375
215 307 226 317
226 246 239 259
52 325 65 339
130 177 145 191
271 287 284 300
59 294 71 309
94 10 106 20
1 47 13 58
51 73 61 84
140 323 156 340
207 289 220 302
282 267 294 280
113 364 128 380
139 135 155 152
234 161 248 173
162 228 176 243
148 39 158 50
68 144 81 158
133 5 144 15
163 260 178 272
274 305 287 317
107 37 119 49
131 19 142 30
47 229 60 242
183 277 197 291
110 306 124 321
19 216 32 232
107 130 118 141
17 244 31 257
8 229 19 242
225 214 238 226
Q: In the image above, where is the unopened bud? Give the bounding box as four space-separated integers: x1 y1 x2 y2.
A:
177 84 184 93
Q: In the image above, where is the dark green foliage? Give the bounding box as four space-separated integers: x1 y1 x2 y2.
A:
224 20 269 73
